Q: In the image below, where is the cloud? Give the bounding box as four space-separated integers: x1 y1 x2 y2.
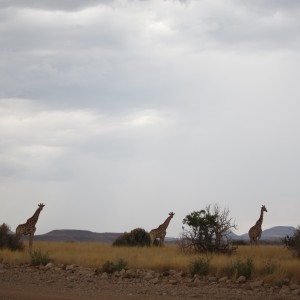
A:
1 0 299 109
1 1 300 236
0 99 173 179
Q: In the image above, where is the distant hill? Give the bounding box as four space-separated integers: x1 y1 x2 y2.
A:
23 226 296 243
261 226 296 240
33 230 122 243
236 226 296 241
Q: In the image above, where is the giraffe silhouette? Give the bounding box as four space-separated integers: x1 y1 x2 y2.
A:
16 203 45 250
149 212 175 247
248 205 267 247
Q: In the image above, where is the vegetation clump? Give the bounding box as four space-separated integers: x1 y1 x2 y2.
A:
282 226 300 258
179 204 237 254
189 257 210 276
113 228 151 247
222 257 254 279
0 223 24 251
30 249 52 266
101 259 128 273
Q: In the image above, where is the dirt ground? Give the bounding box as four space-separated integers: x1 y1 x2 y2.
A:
0 264 299 300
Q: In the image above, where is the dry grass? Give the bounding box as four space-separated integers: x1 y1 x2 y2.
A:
1 242 299 282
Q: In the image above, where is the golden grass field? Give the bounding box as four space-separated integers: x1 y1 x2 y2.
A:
1 242 299 283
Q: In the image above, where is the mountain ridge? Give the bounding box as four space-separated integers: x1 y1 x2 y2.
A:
30 226 296 243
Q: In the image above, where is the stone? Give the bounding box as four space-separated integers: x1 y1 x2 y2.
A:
169 279 178 285
292 289 300 295
279 285 290 296
144 272 154 280
237 276 246 283
45 263 54 270
66 264 78 271
250 280 263 289
101 272 109 279
290 283 300 290
151 278 159 284
208 277 217 283
218 276 228 283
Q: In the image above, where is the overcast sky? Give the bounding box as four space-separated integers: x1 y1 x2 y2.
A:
1 0 300 237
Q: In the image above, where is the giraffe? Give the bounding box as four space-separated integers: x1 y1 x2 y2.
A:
248 205 267 247
149 212 175 247
16 203 45 250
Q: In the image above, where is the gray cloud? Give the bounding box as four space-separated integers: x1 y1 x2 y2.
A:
1 0 300 236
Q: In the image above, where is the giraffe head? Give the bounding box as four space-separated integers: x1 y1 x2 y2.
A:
169 212 175 218
38 203 45 210
261 205 267 212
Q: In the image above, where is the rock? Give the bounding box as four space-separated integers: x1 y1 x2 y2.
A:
169 270 177 276
208 276 217 283
218 276 228 283
144 271 154 280
169 279 178 285
151 278 159 284
66 264 78 271
279 285 290 296
250 280 263 289
290 283 300 290
127 269 136 278
101 272 109 279
237 276 246 284
45 263 54 270
292 289 300 295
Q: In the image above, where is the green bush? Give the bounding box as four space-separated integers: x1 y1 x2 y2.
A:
0 223 24 251
113 228 151 247
223 257 254 279
101 260 115 274
263 260 278 275
282 226 300 258
189 257 210 276
30 249 51 266
114 259 128 272
101 259 128 273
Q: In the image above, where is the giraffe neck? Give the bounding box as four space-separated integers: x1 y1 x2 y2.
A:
256 209 264 226
159 215 173 230
27 208 42 225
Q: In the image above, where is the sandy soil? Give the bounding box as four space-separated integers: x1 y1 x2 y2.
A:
0 264 299 300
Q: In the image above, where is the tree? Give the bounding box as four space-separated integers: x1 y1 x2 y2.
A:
282 226 300 258
179 204 237 254
0 223 24 251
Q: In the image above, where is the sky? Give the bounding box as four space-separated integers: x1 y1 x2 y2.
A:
1 0 300 238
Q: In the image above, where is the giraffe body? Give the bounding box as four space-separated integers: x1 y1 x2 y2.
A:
16 203 45 250
248 205 267 247
149 212 174 247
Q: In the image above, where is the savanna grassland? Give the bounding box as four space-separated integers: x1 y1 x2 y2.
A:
1 242 299 284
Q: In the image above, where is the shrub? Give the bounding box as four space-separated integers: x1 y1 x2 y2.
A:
282 226 300 258
189 257 210 276
30 249 51 266
114 258 128 272
223 257 254 279
180 204 237 254
263 260 278 275
101 259 128 273
101 260 115 274
113 228 151 247
0 223 24 251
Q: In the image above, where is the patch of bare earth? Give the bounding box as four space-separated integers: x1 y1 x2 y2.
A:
0 263 299 300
